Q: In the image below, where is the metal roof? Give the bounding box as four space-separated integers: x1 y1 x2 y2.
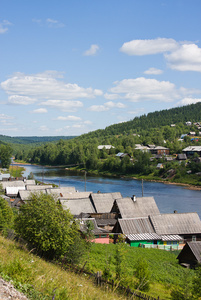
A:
161 235 183 241
126 233 161 241
1 181 25 189
46 187 76 197
183 146 201 152
114 197 160 219
185 242 201 263
150 213 201 235
91 192 122 213
60 191 92 199
18 189 47 201
117 217 155 235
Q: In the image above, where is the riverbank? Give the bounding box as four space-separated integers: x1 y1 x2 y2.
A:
12 160 201 191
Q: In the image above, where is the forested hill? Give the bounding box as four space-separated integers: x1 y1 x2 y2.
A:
0 135 76 145
78 102 201 140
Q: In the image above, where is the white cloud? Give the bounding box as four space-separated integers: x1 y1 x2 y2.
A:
31 108 48 114
41 100 83 112
144 68 163 75
72 124 82 128
83 44 100 56
56 115 82 121
0 20 12 34
88 101 126 112
120 38 178 56
109 77 182 103
104 93 120 100
1 71 102 110
165 44 201 72
8 95 37 105
0 113 13 120
176 97 201 106
46 18 65 28
84 120 92 125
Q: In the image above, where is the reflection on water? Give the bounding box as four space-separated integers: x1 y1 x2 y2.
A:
13 163 201 218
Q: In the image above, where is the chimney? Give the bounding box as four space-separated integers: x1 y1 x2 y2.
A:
132 195 136 202
174 210 177 214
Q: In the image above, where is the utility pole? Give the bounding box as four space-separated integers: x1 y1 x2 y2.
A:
142 179 144 197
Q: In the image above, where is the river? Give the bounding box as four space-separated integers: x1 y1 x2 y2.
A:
12 163 201 218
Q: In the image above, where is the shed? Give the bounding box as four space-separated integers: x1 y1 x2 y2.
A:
177 241 201 268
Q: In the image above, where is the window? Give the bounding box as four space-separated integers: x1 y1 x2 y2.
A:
192 235 196 241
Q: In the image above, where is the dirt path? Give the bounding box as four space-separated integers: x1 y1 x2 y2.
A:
0 278 28 300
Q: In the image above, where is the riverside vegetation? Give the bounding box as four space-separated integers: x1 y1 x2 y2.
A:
1 194 201 299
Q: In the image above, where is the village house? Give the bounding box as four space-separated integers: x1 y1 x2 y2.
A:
97 145 115 150
177 241 201 268
148 145 169 156
182 146 201 158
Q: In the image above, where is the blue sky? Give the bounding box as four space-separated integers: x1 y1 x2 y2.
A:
0 0 201 136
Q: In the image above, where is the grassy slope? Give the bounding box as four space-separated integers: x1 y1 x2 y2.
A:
0 236 127 300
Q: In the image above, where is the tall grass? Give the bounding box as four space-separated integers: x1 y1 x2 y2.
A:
0 236 127 300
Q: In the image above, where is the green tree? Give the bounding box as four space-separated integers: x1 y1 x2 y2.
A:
134 257 150 292
0 196 14 235
14 192 83 261
0 144 13 168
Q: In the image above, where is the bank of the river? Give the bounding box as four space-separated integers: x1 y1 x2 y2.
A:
12 160 201 191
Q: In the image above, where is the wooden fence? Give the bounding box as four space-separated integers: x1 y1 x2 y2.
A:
63 262 161 300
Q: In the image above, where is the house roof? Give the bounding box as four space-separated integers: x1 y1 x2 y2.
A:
1 181 25 190
6 186 25 196
18 189 47 201
112 196 160 219
98 145 115 150
59 191 92 199
91 192 122 213
60 198 96 215
46 186 76 197
126 233 161 241
78 218 108 235
183 146 201 152
26 185 53 190
184 242 201 263
24 179 36 185
115 217 155 235
150 213 201 235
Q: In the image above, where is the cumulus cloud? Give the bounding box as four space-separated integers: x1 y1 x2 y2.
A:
165 44 201 72
0 20 12 34
120 38 178 55
1 71 102 110
104 93 120 100
56 115 82 121
41 100 83 112
176 97 201 106
83 44 100 56
88 101 126 112
120 38 201 72
31 108 48 114
107 77 198 103
8 95 37 105
144 68 163 75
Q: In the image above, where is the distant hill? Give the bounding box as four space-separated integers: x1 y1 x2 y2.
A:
0 135 76 145
78 102 201 140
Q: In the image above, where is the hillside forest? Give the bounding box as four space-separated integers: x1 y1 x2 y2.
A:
1 102 201 185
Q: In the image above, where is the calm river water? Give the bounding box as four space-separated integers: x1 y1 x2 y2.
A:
13 163 201 218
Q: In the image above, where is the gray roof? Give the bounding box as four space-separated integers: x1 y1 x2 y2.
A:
26 185 53 190
59 191 92 200
6 186 25 196
18 189 47 201
60 198 96 215
183 146 201 152
91 192 122 213
150 213 201 235
46 187 76 197
0 173 10 180
126 233 161 241
78 218 108 235
116 217 155 235
24 179 36 185
113 197 160 218
1 181 25 190
186 242 201 263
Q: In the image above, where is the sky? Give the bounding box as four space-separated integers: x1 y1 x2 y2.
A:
0 0 201 137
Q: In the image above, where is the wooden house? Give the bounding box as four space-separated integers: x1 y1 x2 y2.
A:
148 146 169 156
177 241 201 268
182 146 201 158
111 196 160 219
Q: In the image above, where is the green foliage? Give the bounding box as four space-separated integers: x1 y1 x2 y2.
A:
0 144 12 168
192 266 201 298
134 257 150 292
14 193 83 261
0 197 14 235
